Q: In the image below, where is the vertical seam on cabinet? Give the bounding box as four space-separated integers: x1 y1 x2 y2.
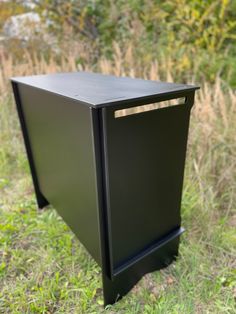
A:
90 107 113 279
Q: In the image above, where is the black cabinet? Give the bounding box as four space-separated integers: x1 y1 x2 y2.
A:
11 72 199 306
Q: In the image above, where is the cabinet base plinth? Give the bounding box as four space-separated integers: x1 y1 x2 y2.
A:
102 235 180 307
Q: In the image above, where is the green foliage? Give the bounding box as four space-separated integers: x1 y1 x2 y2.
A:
32 0 236 86
0 1 27 29
1 1 235 85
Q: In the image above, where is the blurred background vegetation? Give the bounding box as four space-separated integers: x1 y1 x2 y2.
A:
0 0 236 85
0 1 235 313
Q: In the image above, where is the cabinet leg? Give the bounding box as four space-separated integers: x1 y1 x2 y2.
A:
36 191 49 210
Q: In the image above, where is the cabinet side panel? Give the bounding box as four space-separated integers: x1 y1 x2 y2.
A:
17 84 102 265
103 103 191 270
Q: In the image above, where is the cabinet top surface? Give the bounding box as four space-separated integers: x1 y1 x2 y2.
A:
11 71 199 108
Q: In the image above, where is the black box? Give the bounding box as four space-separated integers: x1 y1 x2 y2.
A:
11 72 199 306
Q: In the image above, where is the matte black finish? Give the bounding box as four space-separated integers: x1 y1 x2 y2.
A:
11 72 199 306
11 71 197 108
12 82 49 209
103 101 191 272
16 84 102 265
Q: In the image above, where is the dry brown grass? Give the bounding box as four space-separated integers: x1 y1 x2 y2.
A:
1 48 235 215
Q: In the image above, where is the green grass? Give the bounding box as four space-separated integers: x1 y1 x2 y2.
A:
0 187 235 313
0 86 235 313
